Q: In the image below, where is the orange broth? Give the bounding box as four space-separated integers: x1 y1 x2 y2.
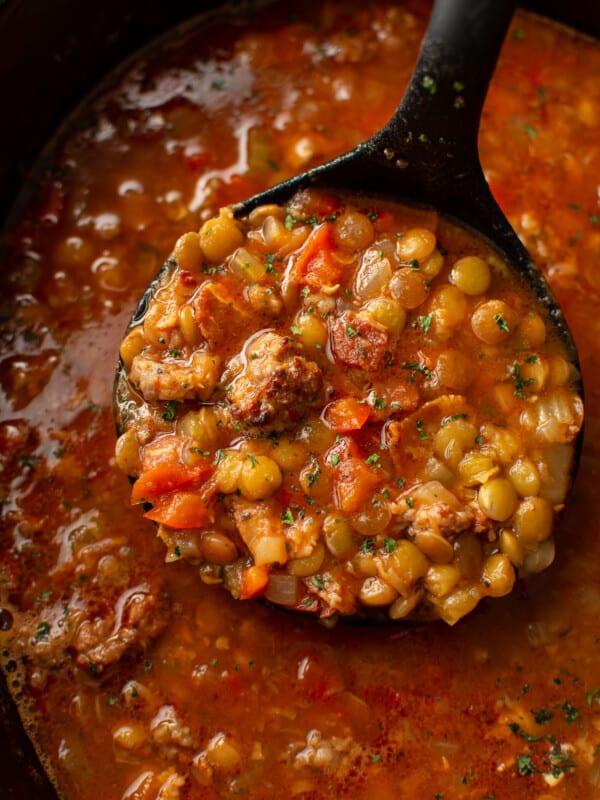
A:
1 2 600 798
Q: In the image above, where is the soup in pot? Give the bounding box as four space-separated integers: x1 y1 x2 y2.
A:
1 2 599 798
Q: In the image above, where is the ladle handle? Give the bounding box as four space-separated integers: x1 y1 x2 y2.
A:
371 0 516 183
234 0 518 216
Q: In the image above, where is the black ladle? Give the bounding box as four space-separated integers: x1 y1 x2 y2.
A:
114 0 583 603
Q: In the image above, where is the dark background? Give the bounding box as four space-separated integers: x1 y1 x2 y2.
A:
0 0 598 797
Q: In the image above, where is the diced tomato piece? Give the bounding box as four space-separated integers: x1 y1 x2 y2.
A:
327 434 363 462
132 435 213 503
240 564 270 599
131 462 212 504
334 456 381 514
144 490 212 529
324 397 370 432
141 434 182 468
290 222 342 289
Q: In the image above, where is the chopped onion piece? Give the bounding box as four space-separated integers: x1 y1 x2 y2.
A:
264 573 301 606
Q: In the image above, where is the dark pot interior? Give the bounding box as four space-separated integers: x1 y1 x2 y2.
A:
0 0 598 796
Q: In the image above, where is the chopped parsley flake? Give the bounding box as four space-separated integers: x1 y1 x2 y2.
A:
558 700 580 723
422 75 437 94
511 362 535 399
586 687 600 706
517 755 535 776
372 393 386 409
162 400 178 421
265 253 278 273
418 313 433 333
508 722 554 743
214 449 227 465
402 361 432 378
494 313 510 332
281 508 294 525
360 537 376 555
35 622 50 641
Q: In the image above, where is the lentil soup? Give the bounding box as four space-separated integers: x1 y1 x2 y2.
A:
1 2 600 798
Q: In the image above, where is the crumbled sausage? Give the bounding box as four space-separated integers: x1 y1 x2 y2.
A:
386 395 473 476
129 351 221 402
390 481 492 543
73 582 169 672
291 728 360 773
150 705 195 749
193 280 250 344
229 332 323 428
329 311 389 371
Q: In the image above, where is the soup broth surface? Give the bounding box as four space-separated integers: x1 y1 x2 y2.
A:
1 2 600 798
